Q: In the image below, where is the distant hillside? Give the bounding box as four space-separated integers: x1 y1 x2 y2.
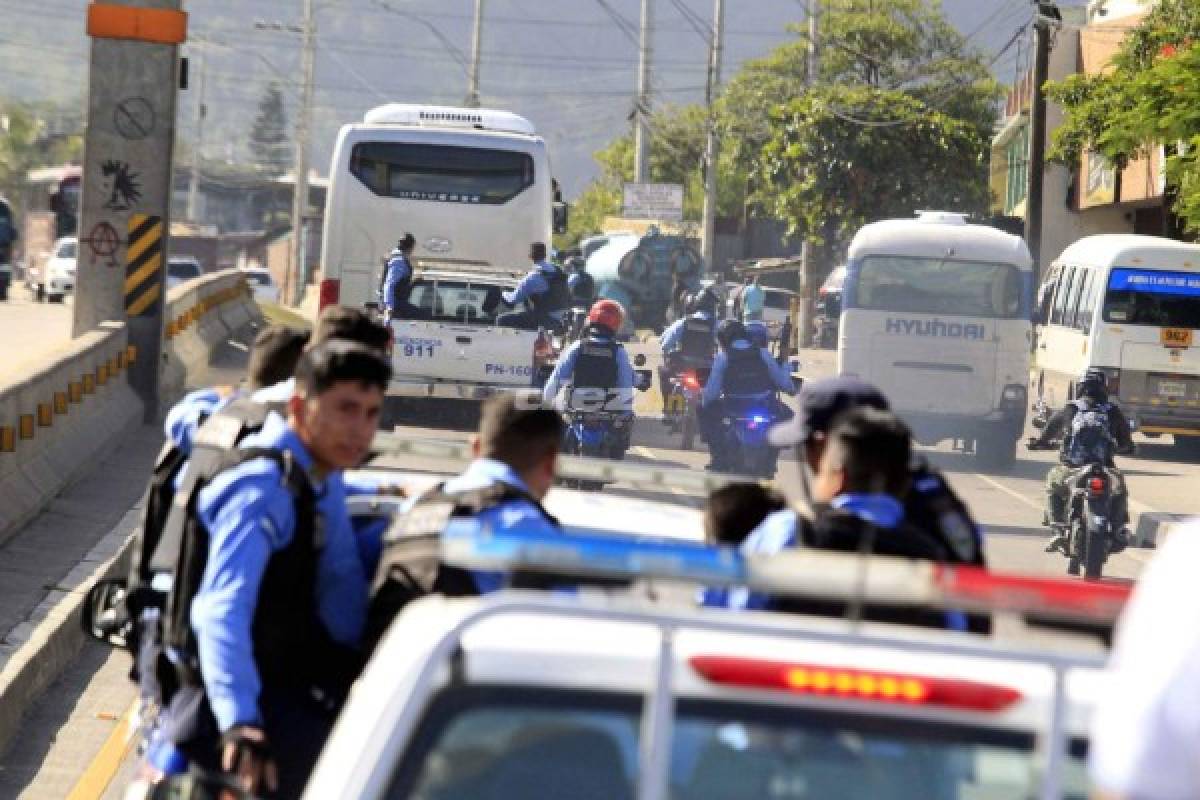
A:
0 0 1081 197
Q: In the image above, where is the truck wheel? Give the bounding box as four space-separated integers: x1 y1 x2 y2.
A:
1173 435 1200 460
975 427 1017 472
379 397 406 431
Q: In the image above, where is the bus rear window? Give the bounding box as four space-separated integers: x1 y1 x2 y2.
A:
1103 268 1200 327
854 256 1022 319
350 142 534 205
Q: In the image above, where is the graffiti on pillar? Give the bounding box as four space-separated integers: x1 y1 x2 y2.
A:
101 160 142 211
80 221 122 269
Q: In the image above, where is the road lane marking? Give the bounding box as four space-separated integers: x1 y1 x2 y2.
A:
66 701 137 800
972 473 1042 511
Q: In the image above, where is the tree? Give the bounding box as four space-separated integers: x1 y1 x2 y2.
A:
0 103 83 216
1047 0 1200 231
249 84 292 175
754 0 999 249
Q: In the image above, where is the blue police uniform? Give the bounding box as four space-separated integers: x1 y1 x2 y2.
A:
382 249 421 319
422 457 561 593
660 310 716 355
542 333 635 409
498 261 570 329
191 412 368 733
702 341 794 407
164 387 233 456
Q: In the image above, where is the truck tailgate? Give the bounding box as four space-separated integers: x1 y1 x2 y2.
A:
390 320 538 386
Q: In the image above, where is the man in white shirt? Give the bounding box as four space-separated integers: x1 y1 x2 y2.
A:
1090 522 1200 799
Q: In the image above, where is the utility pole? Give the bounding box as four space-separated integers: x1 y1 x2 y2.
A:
634 0 653 183
700 0 725 274
74 0 186 422
287 0 316 307
187 51 206 223
1025 3 1059 284
466 0 484 108
799 0 820 346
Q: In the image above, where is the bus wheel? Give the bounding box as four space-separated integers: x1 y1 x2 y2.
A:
975 428 1017 472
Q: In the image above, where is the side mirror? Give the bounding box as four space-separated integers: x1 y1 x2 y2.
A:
635 369 653 392
81 579 132 650
633 353 647 367
553 201 569 235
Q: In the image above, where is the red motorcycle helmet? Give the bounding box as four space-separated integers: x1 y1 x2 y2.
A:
587 299 626 334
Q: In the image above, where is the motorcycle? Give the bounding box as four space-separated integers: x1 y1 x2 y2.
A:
560 357 652 490
664 357 710 451
721 392 777 479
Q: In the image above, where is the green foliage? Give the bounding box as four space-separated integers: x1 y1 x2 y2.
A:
249 84 292 175
0 103 83 216
568 0 997 251
1047 0 1200 230
759 86 990 246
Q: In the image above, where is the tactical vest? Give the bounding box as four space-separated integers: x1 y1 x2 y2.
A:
530 264 571 316
365 481 559 650
1064 400 1116 467
572 335 619 390
569 271 595 303
679 316 715 361
723 345 774 396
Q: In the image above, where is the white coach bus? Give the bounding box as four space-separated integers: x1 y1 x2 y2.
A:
839 212 1034 469
318 104 566 311
1033 234 1200 453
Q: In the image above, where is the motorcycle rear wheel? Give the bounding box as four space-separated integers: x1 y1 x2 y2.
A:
681 410 697 451
1083 523 1107 580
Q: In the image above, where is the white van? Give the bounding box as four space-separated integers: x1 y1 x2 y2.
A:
839 212 1033 468
1033 234 1200 451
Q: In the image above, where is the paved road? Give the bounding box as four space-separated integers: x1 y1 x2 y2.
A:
8 339 1200 798
0 287 75 382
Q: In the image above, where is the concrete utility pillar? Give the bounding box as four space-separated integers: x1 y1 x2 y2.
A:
73 1 187 422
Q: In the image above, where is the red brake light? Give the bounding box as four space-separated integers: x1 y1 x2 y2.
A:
533 332 554 363
682 371 701 390
1089 477 1107 495
318 278 340 310
690 656 1021 712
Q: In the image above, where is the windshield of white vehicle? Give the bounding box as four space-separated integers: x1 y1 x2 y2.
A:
1103 267 1200 327
855 256 1022 318
408 279 513 323
243 271 273 287
350 142 535 205
56 240 77 259
383 689 1089 800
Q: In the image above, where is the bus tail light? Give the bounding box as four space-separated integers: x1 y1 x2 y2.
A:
689 656 1021 712
318 279 340 310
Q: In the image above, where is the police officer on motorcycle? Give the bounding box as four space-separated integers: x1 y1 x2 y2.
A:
543 300 636 458
497 242 572 331
658 288 719 413
567 256 595 306
698 319 795 471
1028 368 1136 555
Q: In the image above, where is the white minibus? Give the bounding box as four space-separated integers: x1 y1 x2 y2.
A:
1033 234 1200 452
319 104 564 311
839 212 1034 468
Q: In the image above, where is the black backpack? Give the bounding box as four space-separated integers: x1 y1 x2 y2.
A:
365 481 558 650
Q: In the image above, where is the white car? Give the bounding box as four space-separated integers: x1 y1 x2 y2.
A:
29 236 76 302
166 257 204 291
240 267 281 304
306 538 1111 800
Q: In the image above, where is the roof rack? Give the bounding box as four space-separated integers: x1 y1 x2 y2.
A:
370 431 757 494
439 522 1132 626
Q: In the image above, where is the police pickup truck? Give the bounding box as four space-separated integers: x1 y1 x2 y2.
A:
377 268 557 412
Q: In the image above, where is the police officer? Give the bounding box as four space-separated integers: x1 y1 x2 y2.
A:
161 342 391 797
658 288 719 413
567 256 595 306
497 242 572 330
543 299 636 458
381 233 422 320
1028 368 1135 554
699 319 795 471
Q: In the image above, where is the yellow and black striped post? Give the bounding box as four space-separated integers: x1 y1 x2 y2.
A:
125 214 164 317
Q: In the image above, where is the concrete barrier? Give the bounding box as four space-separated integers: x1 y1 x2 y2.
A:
0 323 143 547
1133 512 1194 548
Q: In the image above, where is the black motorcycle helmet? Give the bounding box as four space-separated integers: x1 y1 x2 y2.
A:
1077 368 1108 401
692 287 718 316
716 318 746 350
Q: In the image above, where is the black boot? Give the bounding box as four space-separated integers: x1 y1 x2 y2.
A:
1044 529 1068 554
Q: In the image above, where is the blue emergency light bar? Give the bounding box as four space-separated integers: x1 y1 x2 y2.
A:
441 519 746 586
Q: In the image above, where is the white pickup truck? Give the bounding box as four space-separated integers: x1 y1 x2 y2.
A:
379 268 556 412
